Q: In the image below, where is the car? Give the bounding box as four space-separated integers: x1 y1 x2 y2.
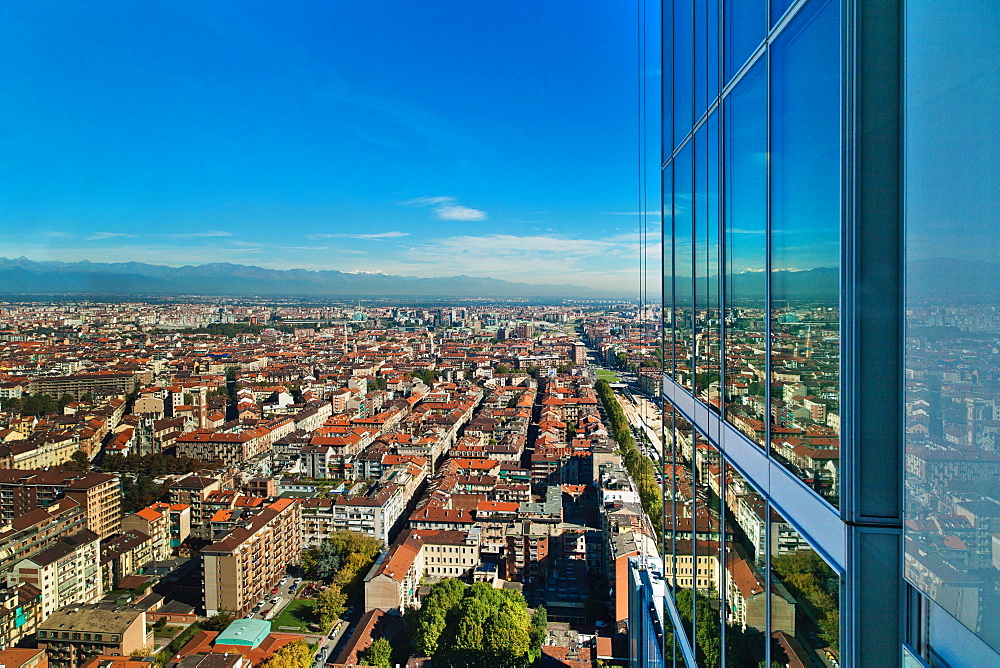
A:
271 597 280 604
280 576 288 584
295 577 303 584
271 587 280 594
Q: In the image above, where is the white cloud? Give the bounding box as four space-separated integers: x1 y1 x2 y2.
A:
86 232 136 241
181 230 233 238
308 231 409 240
402 195 487 222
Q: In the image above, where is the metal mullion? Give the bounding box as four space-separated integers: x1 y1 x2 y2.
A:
764 2 774 662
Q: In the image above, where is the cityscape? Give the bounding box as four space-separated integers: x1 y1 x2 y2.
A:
1 1 998 667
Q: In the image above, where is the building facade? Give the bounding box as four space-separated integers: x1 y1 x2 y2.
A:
201 498 301 617
657 0 1000 665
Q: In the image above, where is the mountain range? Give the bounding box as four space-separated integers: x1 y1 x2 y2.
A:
0 257 627 299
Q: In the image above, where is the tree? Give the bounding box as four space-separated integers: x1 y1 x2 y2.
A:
360 637 392 668
529 606 547 660
615 351 628 369
314 586 346 630
260 640 313 668
302 530 381 583
201 611 237 631
68 449 91 472
411 580 533 668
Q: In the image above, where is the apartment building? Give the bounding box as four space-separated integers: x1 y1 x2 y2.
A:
28 373 136 400
35 605 148 668
201 498 301 616
331 483 404 545
0 498 87 575
0 470 121 539
168 475 224 540
175 417 293 465
0 584 43 651
121 503 191 562
9 530 102 620
363 528 481 612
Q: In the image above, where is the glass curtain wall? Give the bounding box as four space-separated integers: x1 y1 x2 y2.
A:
904 0 1000 661
663 0 844 664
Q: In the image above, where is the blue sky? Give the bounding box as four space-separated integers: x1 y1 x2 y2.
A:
0 1 661 292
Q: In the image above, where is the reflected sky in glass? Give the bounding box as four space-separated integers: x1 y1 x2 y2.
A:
904 0 1000 654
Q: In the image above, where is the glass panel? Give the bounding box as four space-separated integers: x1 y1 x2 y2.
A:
769 0 841 507
723 58 767 449
769 508 841 666
664 164 676 383
667 429 726 666
694 115 721 411
724 0 766 84
904 0 1000 656
694 0 719 120
673 0 693 148
695 0 706 119
707 0 719 111
771 0 795 27
722 462 768 665
673 143 694 391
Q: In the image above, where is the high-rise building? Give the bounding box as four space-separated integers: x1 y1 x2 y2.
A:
656 0 999 665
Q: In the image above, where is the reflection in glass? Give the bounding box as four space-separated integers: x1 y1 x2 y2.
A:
695 0 720 121
722 462 769 665
769 507 841 665
904 0 1000 655
769 0 841 507
723 59 767 448
771 0 795 27
724 0 765 84
694 116 721 411
673 0 693 148
673 143 694 391
664 430 726 666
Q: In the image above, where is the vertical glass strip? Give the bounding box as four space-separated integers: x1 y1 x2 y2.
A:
769 507 842 665
723 59 767 450
769 0 841 508
673 143 694 391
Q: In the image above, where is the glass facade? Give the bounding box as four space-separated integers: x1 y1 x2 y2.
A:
903 0 1000 660
659 0 999 665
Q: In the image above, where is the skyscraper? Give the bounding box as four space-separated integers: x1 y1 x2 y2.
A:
658 0 1000 665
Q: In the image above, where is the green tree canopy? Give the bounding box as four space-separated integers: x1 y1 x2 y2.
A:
360 637 392 668
410 579 534 668
259 639 313 668
200 611 237 631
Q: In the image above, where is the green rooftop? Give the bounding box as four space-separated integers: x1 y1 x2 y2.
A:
216 619 271 648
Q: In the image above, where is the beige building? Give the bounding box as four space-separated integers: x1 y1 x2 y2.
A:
331 483 406 545
0 584 43 651
363 528 481 613
175 418 294 466
36 605 149 668
202 498 301 617
10 530 102 620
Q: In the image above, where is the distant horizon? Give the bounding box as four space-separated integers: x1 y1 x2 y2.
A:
0 1 662 293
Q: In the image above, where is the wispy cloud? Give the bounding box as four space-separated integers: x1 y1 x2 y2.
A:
86 232 137 241
402 196 487 222
173 230 234 238
308 231 409 240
